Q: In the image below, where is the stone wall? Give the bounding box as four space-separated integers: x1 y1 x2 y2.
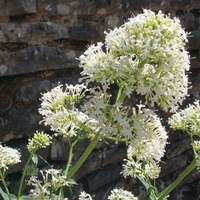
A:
0 1 200 199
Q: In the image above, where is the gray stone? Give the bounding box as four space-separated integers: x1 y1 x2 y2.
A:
0 0 36 16
165 139 191 159
0 46 82 76
81 164 121 192
75 150 103 180
0 106 43 142
16 79 51 102
50 138 70 161
160 154 189 177
68 20 101 41
0 22 70 43
38 0 96 15
38 0 123 16
125 0 151 10
101 143 126 166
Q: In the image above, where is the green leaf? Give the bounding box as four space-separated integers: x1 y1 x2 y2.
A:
0 187 9 200
19 196 35 200
0 188 18 200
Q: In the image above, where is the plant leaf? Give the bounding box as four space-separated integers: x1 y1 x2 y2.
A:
0 188 18 200
19 196 35 200
0 187 9 200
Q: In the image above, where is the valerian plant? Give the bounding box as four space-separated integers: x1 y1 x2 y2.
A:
0 9 199 200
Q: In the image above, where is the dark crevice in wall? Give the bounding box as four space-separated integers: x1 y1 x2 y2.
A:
0 42 28 51
46 38 89 49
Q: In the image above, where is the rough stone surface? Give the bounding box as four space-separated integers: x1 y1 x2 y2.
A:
0 0 36 16
0 1 199 199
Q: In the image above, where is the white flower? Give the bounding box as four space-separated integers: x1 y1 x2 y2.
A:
169 100 200 136
79 9 190 111
122 106 168 179
28 168 72 199
79 191 93 200
39 83 99 138
82 87 135 143
108 188 138 200
0 144 21 171
39 83 86 115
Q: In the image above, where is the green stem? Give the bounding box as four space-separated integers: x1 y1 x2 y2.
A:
66 133 99 181
0 170 10 197
18 154 33 199
58 140 76 199
64 143 74 176
116 87 126 103
158 159 196 200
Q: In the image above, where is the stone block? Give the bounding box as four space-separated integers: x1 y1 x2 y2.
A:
101 143 126 166
125 0 151 10
80 164 121 192
75 150 103 180
0 45 82 76
68 20 101 41
160 154 189 177
0 106 43 142
165 139 191 159
38 0 123 16
0 22 70 43
0 0 36 16
38 0 96 15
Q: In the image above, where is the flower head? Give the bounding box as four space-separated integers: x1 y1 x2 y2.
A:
39 84 98 138
0 144 21 171
169 100 200 136
79 191 93 200
108 188 138 200
122 106 168 179
82 87 136 143
27 131 52 154
79 10 190 111
28 168 72 199
39 83 87 118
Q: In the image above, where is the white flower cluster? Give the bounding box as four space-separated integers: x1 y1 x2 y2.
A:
82 88 135 143
28 169 70 200
39 83 86 117
123 106 168 179
0 144 21 171
39 84 98 138
169 100 200 136
108 188 138 200
79 9 190 111
79 191 93 200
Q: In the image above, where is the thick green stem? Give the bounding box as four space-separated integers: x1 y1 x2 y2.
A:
17 154 33 199
66 134 99 181
158 159 196 200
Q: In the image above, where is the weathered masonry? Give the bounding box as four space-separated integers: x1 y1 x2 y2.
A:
0 1 200 199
